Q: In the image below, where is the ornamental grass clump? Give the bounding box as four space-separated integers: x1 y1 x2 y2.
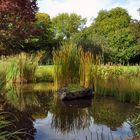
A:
6 53 39 83
79 51 93 88
53 43 81 89
53 42 97 90
96 64 140 103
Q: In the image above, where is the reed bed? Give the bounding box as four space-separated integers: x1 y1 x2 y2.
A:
0 53 40 84
53 43 80 89
6 53 39 83
96 65 140 103
52 42 140 103
53 42 97 90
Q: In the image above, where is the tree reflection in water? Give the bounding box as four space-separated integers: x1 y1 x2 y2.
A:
90 97 135 129
49 97 135 139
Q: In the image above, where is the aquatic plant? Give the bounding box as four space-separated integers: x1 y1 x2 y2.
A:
96 65 140 103
53 42 97 90
0 60 7 91
53 43 140 103
79 49 94 88
53 42 80 89
6 53 39 83
0 112 22 140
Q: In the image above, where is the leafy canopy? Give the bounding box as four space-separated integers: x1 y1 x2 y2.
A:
91 7 136 63
0 0 38 53
52 13 87 40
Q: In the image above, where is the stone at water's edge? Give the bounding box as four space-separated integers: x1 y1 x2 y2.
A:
59 87 93 101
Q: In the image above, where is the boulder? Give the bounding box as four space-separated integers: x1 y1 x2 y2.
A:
59 87 93 101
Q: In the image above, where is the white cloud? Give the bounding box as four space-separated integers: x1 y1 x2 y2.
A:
38 0 140 24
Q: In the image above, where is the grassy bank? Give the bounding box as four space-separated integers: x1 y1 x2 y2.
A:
0 53 40 84
35 65 140 82
95 65 140 103
35 64 140 104
0 62 22 139
0 52 140 104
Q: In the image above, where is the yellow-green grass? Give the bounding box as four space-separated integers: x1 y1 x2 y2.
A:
35 65 140 103
35 65 140 82
0 60 7 91
0 53 39 84
67 84 84 92
35 65 54 82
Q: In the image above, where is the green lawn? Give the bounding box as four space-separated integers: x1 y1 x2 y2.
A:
35 65 140 82
35 65 54 82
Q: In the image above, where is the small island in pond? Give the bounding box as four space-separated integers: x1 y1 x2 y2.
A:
59 84 93 101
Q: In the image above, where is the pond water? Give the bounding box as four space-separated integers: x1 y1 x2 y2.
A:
0 83 138 140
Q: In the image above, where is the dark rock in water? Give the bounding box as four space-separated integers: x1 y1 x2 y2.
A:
59 88 93 101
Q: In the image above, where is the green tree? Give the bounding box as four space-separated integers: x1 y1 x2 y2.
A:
33 13 54 50
72 26 102 55
52 13 86 41
24 13 55 61
91 7 136 63
129 19 140 63
35 13 54 47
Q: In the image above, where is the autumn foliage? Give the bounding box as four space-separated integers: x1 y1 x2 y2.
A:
0 0 38 53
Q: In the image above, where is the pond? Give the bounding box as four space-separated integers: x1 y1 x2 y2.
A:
0 83 138 140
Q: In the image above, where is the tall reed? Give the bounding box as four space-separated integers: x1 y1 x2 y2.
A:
0 59 7 91
96 65 140 103
6 53 39 83
53 42 97 90
53 42 139 103
79 50 94 88
53 43 80 89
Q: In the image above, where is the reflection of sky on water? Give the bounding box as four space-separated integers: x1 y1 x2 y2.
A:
34 112 133 140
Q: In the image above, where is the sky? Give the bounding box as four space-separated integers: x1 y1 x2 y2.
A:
38 0 140 25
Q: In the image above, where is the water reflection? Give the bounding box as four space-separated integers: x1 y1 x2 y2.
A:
5 84 40 111
1 83 137 140
51 99 91 134
90 98 133 129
